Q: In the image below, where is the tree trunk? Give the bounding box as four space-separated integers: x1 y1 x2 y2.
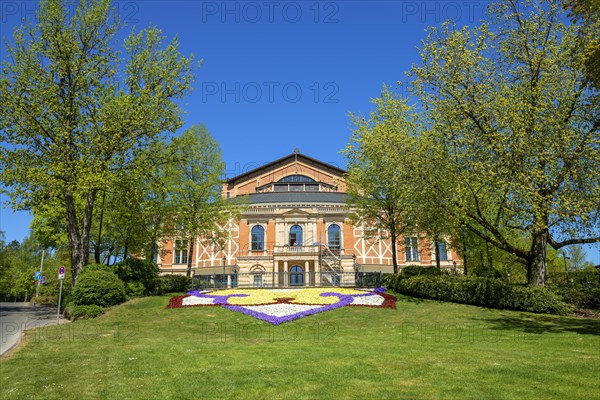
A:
65 188 97 288
434 239 441 269
186 235 194 277
527 231 548 286
462 241 468 275
486 241 493 270
123 240 129 261
94 190 106 264
390 229 399 274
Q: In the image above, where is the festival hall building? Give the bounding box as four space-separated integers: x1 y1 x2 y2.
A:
157 151 461 287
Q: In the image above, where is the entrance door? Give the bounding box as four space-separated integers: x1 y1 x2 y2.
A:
290 265 304 286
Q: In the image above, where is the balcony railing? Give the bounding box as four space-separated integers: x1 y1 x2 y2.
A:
237 244 344 257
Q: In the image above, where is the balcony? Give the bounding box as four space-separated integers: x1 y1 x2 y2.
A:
238 245 343 258
274 245 320 254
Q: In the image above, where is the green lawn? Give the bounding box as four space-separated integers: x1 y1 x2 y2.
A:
1 293 599 400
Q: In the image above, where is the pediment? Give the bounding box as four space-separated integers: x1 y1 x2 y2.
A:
280 208 314 216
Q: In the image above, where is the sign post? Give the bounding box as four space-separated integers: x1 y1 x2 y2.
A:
57 266 65 324
34 250 45 301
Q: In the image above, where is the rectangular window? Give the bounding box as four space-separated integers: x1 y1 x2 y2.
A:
404 237 419 262
174 239 188 264
436 241 448 261
253 275 263 288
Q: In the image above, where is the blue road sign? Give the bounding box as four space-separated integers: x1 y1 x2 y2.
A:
35 272 42 281
41 276 47 284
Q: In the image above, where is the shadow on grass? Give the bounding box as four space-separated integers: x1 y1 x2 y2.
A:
472 313 600 336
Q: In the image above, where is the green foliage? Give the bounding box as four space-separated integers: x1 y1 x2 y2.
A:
113 258 160 295
71 270 126 307
158 275 191 294
79 263 113 276
0 0 195 286
400 0 600 285
31 295 57 305
125 282 146 297
386 274 573 315
401 266 445 277
547 268 600 287
64 304 105 320
342 87 423 273
551 286 600 310
166 125 230 277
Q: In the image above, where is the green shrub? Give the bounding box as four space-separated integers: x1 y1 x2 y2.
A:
72 270 127 307
386 274 573 315
401 266 445 277
126 281 146 297
65 304 105 320
79 263 113 276
550 286 600 310
113 259 160 295
547 269 600 288
31 295 57 305
158 275 191 294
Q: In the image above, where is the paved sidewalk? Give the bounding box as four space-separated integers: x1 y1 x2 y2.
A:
0 302 68 357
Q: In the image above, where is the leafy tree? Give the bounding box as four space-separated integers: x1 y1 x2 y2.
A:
0 0 195 287
343 87 420 274
167 125 228 277
563 244 594 270
563 0 600 88
409 0 600 285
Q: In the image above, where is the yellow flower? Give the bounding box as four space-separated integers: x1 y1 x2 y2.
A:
211 288 367 305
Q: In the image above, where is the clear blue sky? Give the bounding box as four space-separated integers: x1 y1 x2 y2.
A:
1 0 598 264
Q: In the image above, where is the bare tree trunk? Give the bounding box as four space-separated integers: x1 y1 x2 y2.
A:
94 190 106 264
186 235 194 277
527 230 548 286
486 241 493 270
65 188 97 288
461 235 468 275
435 240 441 269
390 227 399 274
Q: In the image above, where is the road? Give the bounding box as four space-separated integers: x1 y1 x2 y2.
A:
0 302 68 356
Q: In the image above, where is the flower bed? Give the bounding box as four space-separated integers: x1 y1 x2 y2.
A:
167 287 396 325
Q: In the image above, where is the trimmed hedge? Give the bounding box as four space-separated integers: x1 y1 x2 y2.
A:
72 270 127 307
384 274 573 315
158 275 191 294
400 266 445 277
550 286 600 310
65 304 105 320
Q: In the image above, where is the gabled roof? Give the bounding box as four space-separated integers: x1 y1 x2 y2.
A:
225 152 347 185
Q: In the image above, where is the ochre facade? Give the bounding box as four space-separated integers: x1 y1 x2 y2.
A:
157 152 462 286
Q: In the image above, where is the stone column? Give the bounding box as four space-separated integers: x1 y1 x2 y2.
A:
304 261 309 287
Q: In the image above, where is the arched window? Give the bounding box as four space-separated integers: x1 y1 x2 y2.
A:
290 265 304 286
278 175 316 183
289 225 303 246
250 265 265 287
327 224 341 251
251 225 264 251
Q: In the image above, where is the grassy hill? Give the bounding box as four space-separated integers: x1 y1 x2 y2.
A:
1 293 598 399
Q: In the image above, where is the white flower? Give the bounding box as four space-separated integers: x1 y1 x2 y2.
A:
182 296 215 306
350 295 384 306
242 304 322 317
